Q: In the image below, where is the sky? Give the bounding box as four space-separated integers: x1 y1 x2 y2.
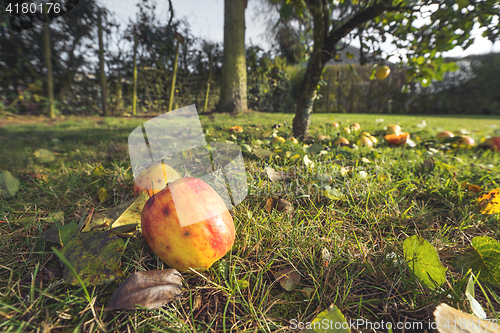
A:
102 0 499 59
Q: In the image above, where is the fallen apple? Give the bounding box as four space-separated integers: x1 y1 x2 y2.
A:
350 123 361 131
342 127 351 135
376 65 391 80
290 137 299 144
272 136 286 144
332 122 339 128
385 132 410 146
358 136 373 147
141 177 235 272
133 162 182 197
317 135 330 142
437 131 454 139
334 137 349 146
385 124 401 136
454 135 475 147
479 136 500 152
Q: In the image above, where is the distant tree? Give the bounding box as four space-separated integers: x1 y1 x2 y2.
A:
269 0 500 138
218 0 248 113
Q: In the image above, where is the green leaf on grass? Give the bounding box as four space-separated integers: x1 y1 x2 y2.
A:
321 186 344 200
304 144 324 155
60 230 125 286
0 171 20 198
240 144 252 153
33 149 56 163
304 304 350 332
41 222 78 246
403 235 447 289
253 148 274 159
42 211 64 224
468 236 500 286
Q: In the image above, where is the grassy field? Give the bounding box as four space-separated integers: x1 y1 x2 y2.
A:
1 112 500 332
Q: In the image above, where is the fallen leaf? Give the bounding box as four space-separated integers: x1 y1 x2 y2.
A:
253 148 274 159
274 267 301 291
478 189 500 215
264 167 290 182
240 144 252 153
265 197 293 214
462 182 483 194
98 188 111 203
83 196 140 232
110 224 138 237
465 273 487 319
229 125 243 133
468 236 500 286
42 211 65 224
433 303 500 333
59 230 125 286
304 304 350 333
108 269 183 310
0 171 20 198
110 191 149 234
321 186 344 201
300 287 315 299
41 222 78 246
92 164 106 177
403 235 447 289
423 157 435 172
321 248 332 267
33 149 56 163
303 155 314 167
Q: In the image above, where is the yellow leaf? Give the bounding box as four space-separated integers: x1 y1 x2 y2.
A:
92 164 106 177
478 189 500 215
98 188 112 203
461 182 484 194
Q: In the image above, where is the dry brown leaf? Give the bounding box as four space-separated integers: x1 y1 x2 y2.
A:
264 167 290 182
273 267 301 291
265 197 292 214
434 303 500 333
108 269 183 310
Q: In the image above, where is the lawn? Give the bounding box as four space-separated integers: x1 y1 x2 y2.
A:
1 112 500 332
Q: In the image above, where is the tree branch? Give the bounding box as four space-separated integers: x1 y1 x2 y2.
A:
322 1 398 63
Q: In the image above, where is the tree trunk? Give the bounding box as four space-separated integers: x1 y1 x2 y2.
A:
292 0 325 138
218 0 247 113
292 1 387 138
98 12 108 116
43 6 55 119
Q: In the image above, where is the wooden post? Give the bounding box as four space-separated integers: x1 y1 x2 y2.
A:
98 12 107 116
132 33 138 115
204 56 213 112
43 6 55 119
168 41 179 112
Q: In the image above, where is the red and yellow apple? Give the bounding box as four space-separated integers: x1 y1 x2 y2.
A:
133 162 182 197
437 131 454 139
480 136 500 152
350 123 361 132
332 122 339 128
342 127 351 135
454 135 475 146
141 177 235 272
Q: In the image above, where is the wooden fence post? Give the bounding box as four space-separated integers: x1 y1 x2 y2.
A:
168 41 180 112
132 33 138 115
204 56 213 112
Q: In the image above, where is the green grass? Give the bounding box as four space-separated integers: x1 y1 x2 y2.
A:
1 112 500 332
